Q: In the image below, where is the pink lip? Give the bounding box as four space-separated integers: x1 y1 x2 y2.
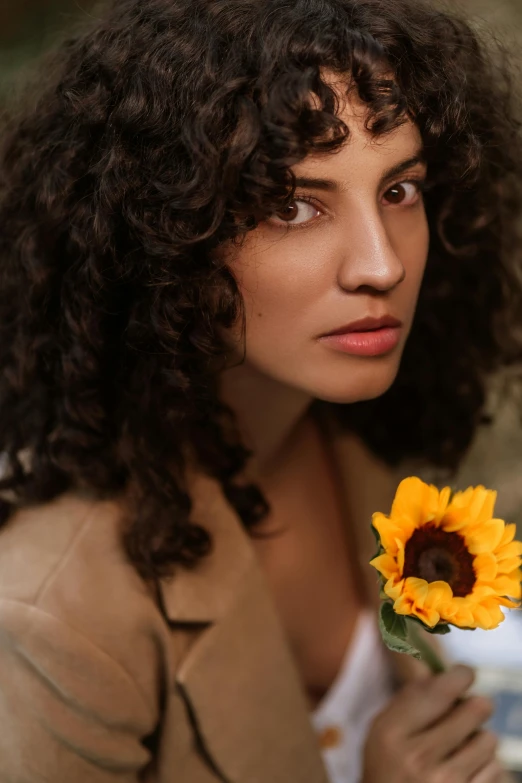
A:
319 316 403 357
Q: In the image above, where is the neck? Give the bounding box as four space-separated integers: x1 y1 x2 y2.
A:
220 362 312 476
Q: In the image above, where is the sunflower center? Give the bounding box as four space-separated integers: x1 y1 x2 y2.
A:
403 524 476 597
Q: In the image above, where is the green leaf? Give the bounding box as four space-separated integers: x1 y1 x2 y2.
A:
370 523 381 548
380 602 408 639
379 602 422 659
426 623 452 636
405 614 452 635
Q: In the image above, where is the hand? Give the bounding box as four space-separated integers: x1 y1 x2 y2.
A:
362 665 503 783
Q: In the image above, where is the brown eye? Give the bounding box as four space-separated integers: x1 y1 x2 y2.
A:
386 184 407 204
382 181 421 207
269 199 321 227
276 202 300 222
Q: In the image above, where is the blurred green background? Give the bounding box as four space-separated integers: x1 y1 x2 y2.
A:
0 0 98 97
0 0 521 97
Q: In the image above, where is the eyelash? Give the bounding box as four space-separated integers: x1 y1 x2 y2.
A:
273 177 428 230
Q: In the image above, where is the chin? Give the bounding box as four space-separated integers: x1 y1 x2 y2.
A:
307 360 401 405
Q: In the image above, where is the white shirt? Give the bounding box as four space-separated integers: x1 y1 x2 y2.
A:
311 610 394 783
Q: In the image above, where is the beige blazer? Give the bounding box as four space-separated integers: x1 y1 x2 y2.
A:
0 430 426 783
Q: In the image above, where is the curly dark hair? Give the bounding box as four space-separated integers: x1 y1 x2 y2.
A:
0 0 521 578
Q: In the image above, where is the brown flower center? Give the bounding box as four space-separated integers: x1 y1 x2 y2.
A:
403 524 476 597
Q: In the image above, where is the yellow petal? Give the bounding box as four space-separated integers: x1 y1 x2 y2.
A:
442 599 475 628
479 599 506 628
443 487 475 527
418 606 441 627
425 580 454 607
393 593 440 627
471 584 497 600
496 540 522 560
469 488 497 524
449 486 474 509
473 553 498 582
370 553 399 580
384 577 404 601
403 577 430 608
390 477 439 528
442 498 481 532
372 513 413 555
490 574 522 599
498 523 517 549
497 557 522 575
391 575 452 628
496 595 520 609
472 603 503 630
393 594 415 615
435 486 452 522
396 538 405 574
421 582 454 625
441 509 470 533
444 487 496 532
466 519 505 555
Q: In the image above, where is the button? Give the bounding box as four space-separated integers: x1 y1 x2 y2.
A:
318 725 343 749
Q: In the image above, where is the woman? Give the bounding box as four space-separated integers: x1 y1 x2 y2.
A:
0 0 520 780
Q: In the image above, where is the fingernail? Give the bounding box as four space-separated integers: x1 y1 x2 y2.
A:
474 696 494 718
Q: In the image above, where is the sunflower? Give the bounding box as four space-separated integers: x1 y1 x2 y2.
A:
370 477 522 631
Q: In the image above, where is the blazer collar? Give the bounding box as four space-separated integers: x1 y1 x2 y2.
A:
326 420 396 611
159 471 256 624
159 416 397 627
159 471 329 783
174 558 329 783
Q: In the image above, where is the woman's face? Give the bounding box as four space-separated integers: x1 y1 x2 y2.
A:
225 93 429 404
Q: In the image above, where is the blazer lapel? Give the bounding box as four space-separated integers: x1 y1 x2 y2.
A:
326 424 396 613
160 473 328 783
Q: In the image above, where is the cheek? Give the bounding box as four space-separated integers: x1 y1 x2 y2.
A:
392 207 430 287
231 237 325 335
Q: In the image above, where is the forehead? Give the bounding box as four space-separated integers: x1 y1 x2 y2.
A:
296 80 423 183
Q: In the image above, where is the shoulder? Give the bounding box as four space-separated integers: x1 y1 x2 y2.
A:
0 493 119 603
0 493 171 695
0 494 166 778
0 493 153 615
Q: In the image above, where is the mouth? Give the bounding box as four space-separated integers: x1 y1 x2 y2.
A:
319 315 403 357
322 315 403 336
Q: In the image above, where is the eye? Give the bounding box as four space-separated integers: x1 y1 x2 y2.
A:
269 198 321 227
382 181 422 207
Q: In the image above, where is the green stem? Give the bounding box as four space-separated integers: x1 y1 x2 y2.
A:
406 618 446 674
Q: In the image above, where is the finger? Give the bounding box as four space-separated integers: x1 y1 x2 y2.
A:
443 730 498 781
470 759 505 783
391 664 475 734
419 695 494 762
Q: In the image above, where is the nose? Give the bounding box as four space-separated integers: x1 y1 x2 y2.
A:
336 208 405 293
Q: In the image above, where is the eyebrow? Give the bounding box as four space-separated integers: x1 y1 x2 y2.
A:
293 153 426 193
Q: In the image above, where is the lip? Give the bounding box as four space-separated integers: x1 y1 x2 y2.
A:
321 315 403 336
319 315 403 357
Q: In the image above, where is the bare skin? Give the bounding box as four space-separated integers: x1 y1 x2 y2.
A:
362 666 504 783
221 87 501 782
223 88 429 417
251 413 365 707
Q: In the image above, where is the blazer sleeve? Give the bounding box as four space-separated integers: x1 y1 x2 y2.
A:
0 598 158 782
